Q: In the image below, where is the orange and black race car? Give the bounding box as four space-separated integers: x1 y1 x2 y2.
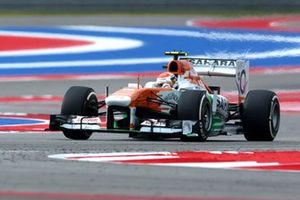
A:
48 51 280 141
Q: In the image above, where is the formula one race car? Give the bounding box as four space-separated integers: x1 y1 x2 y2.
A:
48 51 280 141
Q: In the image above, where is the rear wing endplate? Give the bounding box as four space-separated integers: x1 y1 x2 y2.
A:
181 58 249 101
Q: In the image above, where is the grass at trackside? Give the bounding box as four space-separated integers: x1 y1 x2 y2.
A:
0 8 300 17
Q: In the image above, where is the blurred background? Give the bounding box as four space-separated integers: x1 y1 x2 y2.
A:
0 0 299 14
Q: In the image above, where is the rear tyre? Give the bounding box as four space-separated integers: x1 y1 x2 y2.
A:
242 90 280 141
61 86 98 140
177 90 212 141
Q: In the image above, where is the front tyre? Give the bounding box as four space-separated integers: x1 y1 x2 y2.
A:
177 90 212 141
242 90 280 141
61 86 98 140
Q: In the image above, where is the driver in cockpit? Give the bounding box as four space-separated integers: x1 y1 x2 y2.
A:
155 72 178 89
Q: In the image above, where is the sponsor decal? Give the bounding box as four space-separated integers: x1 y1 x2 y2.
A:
238 69 247 95
163 92 179 103
184 58 236 67
70 116 102 125
216 96 229 119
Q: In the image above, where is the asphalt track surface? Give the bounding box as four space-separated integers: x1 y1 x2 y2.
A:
0 15 300 200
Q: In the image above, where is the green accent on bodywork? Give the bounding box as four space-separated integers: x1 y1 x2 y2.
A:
113 121 118 128
207 93 225 134
211 115 225 133
185 133 199 137
113 113 128 128
207 93 213 102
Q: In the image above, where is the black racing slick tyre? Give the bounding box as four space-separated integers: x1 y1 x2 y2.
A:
177 90 212 141
61 86 98 140
242 90 280 141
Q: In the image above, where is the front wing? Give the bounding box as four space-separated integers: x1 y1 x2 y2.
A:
48 114 183 138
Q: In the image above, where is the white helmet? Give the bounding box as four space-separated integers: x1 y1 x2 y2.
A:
156 72 177 88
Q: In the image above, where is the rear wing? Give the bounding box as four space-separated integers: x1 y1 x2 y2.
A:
181 58 249 101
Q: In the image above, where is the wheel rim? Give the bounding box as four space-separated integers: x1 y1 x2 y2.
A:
84 93 98 116
270 99 280 132
202 103 212 130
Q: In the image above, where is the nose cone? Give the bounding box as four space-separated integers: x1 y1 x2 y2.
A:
105 95 132 107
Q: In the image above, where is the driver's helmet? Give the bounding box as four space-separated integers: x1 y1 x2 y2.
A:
156 72 177 88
